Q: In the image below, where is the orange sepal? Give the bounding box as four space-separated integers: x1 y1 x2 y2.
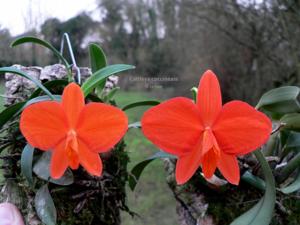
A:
62 83 84 128
197 70 222 126
78 140 103 176
50 141 69 179
217 151 240 185
175 138 203 184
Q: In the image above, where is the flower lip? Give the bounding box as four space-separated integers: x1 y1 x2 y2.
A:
66 129 78 153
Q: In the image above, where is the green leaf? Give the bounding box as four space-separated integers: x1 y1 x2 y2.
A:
21 144 34 186
24 95 61 108
285 131 300 149
122 100 160 111
129 151 176 191
0 95 61 129
11 36 69 69
0 67 54 99
89 43 108 94
230 150 276 225
256 86 300 117
35 184 57 225
241 171 265 191
104 87 120 101
280 131 300 159
33 152 74 186
81 64 135 96
280 170 300 194
89 43 107 73
29 79 68 99
128 121 141 129
86 93 104 103
278 153 300 183
0 102 25 128
280 113 300 131
16 95 61 116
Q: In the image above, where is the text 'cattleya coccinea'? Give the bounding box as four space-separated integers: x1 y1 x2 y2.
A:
141 70 272 185
20 83 128 179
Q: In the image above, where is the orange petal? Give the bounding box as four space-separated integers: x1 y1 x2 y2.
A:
175 138 203 185
76 103 128 152
62 83 85 128
202 149 218 179
20 101 68 150
50 141 69 179
78 139 103 176
142 97 203 156
217 151 240 185
197 70 222 126
213 101 272 155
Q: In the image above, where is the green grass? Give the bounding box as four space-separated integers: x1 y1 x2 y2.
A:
114 91 178 225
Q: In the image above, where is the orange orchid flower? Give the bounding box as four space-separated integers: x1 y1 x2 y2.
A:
20 83 128 179
141 70 272 185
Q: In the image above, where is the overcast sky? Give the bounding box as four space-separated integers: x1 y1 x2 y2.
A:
0 0 98 35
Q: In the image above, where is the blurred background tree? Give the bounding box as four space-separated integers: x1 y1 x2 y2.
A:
0 0 299 102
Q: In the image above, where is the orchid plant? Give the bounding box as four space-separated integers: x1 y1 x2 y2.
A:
0 35 299 225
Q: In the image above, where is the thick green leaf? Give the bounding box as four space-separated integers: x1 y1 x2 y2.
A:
0 67 54 99
89 43 109 94
129 151 176 191
128 121 141 129
280 170 300 194
0 102 25 128
17 95 61 116
21 144 34 185
33 152 74 186
0 95 61 129
86 93 104 103
29 79 68 99
89 43 107 73
122 100 160 111
104 87 120 101
278 153 300 183
230 150 276 225
280 113 300 131
35 184 57 225
81 64 135 96
285 131 300 149
241 171 265 191
256 86 300 117
11 36 69 69
280 131 300 159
